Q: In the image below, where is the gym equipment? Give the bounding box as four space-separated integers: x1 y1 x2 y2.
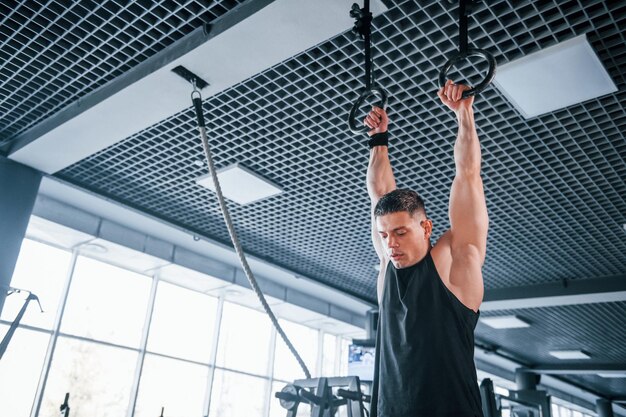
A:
438 0 496 98
348 0 388 134
480 378 501 417
60 393 70 417
0 287 43 361
179 68 311 379
480 378 552 417
276 376 371 417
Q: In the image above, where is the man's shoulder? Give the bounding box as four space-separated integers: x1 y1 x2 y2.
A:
431 229 453 259
430 229 453 283
432 229 484 312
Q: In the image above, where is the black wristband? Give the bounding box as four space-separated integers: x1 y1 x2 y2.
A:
368 132 389 149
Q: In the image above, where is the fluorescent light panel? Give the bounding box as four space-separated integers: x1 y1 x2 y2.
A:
598 373 626 378
196 163 282 205
480 315 530 329
494 34 617 119
548 350 591 360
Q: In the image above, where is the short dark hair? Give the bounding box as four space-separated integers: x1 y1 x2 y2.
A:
374 189 427 218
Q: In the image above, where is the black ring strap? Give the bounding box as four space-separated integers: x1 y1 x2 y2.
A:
348 0 389 135
438 0 496 98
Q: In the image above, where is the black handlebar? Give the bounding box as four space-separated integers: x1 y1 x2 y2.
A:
347 1 389 135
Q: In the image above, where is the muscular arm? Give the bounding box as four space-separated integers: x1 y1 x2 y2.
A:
450 108 488 259
365 108 396 303
368 145 396 258
439 81 488 311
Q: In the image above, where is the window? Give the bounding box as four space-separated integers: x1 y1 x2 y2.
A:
551 402 594 417
60 256 151 347
0 239 71 330
273 320 319 383
0 325 50 417
147 281 218 363
209 369 267 417
2 222 373 417
339 338 351 377
134 353 209 417
321 333 338 376
40 337 138 417
216 301 273 376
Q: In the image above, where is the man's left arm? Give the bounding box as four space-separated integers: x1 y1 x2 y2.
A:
438 80 489 311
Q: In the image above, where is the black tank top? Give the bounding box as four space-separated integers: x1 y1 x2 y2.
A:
370 251 483 417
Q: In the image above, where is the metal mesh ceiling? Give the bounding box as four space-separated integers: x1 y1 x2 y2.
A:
478 302 626 398
0 0 245 148
2 0 625 399
56 0 626 301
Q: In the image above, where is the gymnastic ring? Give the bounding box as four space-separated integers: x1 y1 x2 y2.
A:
348 87 389 134
438 48 496 99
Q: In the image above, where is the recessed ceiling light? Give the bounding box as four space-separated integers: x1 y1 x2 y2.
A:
598 373 626 378
548 350 591 360
598 372 626 378
225 289 242 298
494 34 617 119
480 315 530 329
81 243 108 253
196 163 282 205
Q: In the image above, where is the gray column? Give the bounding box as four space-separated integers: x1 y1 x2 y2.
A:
596 399 614 417
515 369 540 391
0 158 42 315
365 309 378 340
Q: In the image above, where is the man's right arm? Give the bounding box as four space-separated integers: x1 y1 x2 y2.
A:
365 107 396 302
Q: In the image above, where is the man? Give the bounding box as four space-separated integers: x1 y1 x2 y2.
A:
365 79 488 417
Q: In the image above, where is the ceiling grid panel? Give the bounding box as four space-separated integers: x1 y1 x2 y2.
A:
478 302 626 396
50 0 625 301
0 0 246 148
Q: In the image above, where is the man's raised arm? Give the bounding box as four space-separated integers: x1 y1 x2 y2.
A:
438 80 488 311
364 107 396 302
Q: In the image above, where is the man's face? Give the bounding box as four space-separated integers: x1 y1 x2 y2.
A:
376 211 432 269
